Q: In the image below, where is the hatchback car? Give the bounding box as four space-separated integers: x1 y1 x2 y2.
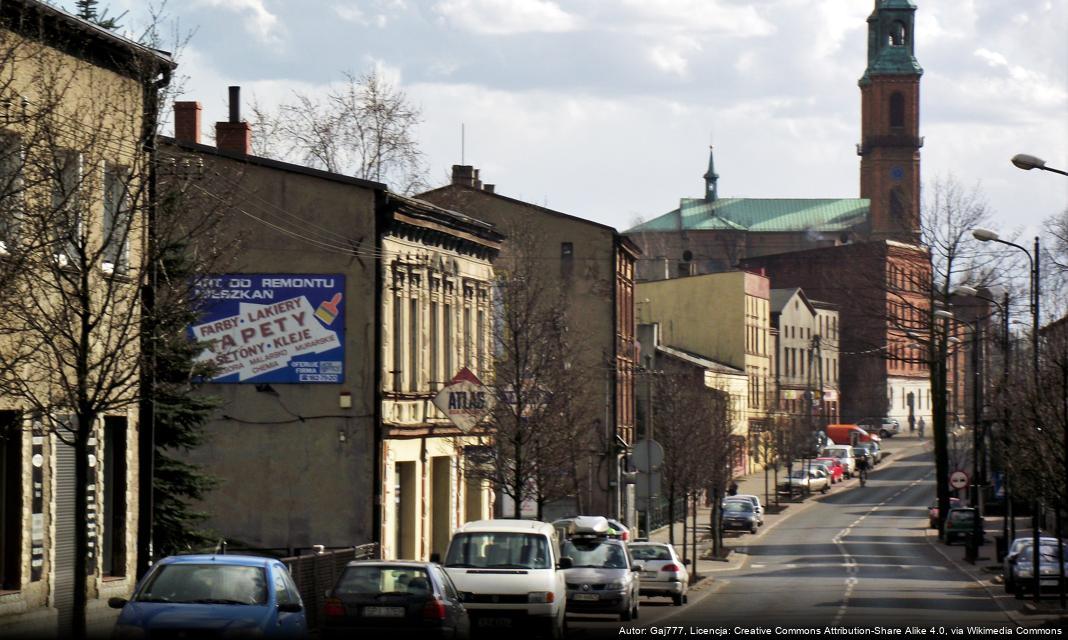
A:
928 497 962 529
721 501 759 534
321 560 469 639
944 507 984 544
725 495 764 525
562 531 640 621
857 417 900 438
628 542 689 606
1004 537 1068 597
110 554 307 639
813 457 844 483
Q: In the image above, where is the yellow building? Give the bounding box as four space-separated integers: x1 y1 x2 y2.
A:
0 1 174 636
636 271 772 471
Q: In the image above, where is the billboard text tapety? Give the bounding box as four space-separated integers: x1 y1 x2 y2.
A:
191 275 345 383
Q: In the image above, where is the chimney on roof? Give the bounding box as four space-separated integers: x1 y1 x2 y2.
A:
473 168 482 190
174 101 202 144
452 164 476 187
483 184 495 194
215 86 251 155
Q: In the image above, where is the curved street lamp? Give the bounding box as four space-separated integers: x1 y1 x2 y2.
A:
1011 153 1068 177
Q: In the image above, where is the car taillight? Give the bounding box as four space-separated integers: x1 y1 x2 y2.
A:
620 530 629 541
323 598 345 618
422 598 447 621
661 564 680 572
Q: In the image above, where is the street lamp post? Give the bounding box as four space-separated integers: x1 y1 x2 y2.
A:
972 228 1044 603
1011 153 1068 177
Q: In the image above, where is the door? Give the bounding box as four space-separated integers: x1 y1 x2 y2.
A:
54 440 76 636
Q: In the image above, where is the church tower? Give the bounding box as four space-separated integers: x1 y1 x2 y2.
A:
858 0 923 242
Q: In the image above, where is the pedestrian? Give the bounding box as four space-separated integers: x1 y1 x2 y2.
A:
728 481 738 496
918 417 926 439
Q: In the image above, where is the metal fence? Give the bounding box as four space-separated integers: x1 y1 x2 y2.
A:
281 543 379 631
639 495 689 536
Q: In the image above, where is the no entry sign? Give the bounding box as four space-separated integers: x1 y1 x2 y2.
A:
949 470 969 490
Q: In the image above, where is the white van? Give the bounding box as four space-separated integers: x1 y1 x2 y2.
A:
821 445 857 478
443 519 569 637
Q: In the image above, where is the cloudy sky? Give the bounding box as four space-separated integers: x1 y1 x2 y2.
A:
87 0 1066 234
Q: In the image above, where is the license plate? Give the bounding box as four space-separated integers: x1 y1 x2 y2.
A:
642 572 658 579
574 593 599 601
363 606 405 618
478 617 512 628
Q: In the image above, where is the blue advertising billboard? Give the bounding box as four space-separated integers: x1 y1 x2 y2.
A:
191 274 345 383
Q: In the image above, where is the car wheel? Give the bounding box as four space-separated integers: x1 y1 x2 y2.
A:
633 600 640 620
821 485 829 494
672 593 684 606
750 524 758 534
621 602 633 622
880 429 889 438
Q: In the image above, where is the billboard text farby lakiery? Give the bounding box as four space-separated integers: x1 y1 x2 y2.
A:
191 275 345 383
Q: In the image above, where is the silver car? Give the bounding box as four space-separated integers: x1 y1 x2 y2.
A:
724 495 764 525
1004 537 1068 597
562 537 640 621
628 542 689 606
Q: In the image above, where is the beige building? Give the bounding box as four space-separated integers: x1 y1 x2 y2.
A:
0 1 174 636
635 271 771 470
379 194 503 561
770 288 841 431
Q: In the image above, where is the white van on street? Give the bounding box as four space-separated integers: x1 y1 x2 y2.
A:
443 519 569 638
821 444 857 478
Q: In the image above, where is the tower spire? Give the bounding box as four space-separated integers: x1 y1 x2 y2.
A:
703 145 719 201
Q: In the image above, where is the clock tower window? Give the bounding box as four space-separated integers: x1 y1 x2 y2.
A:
889 21 907 47
889 92 905 128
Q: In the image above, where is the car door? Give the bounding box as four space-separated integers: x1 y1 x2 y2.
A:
271 563 306 638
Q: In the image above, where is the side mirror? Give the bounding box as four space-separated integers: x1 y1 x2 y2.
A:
557 556 573 570
631 563 643 572
430 552 441 564
107 597 128 609
278 602 303 614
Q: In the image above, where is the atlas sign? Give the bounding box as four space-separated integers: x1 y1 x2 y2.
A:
433 368 493 433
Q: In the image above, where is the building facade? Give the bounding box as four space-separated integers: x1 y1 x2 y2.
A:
0 1 174 635
770 289 841 430
635 271 771 471
418 167 639 522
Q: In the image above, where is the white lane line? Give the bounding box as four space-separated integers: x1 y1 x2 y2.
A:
831 473 929 625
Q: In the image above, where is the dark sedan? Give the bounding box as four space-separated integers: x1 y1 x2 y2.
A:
322 561 469 639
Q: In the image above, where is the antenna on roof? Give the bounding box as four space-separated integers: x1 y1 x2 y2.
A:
461 122 465 165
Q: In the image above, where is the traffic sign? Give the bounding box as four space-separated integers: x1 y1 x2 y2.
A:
949 470 969 490
632 439 664 472
433 368 494 433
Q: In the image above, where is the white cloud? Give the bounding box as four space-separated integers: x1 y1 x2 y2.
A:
333 2 396 28
648 36 701 77
194 0 281 43
433 0 579 35
616 0 774 37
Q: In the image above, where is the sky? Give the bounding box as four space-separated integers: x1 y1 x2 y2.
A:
85 0 1067 235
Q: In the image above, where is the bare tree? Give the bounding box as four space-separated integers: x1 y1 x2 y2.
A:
249 70 428 194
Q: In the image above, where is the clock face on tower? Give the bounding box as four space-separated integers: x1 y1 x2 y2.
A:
890 166 905 181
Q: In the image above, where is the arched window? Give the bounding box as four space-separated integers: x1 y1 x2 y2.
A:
889 21 906 46
889 92 905 128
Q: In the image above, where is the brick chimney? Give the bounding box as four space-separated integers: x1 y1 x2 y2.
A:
174 101 202 144
451 165 476 187
483 184 495 194
215 86 251 155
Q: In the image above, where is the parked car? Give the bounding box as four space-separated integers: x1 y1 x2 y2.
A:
809 459 840 484
725 494 764 525
443 519 568 636
928 497 962 529
857 417 900 438
721 500 760 534
820 445 856 478
321 560 469 639
109 554 307 639
1004 537 1068 597
944 507 984 545
814 457 844 483
561 517 641 621
628 542 689 606
778 468 830 496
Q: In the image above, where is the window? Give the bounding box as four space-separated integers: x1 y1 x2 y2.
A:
102 165 131 272
463 306 472 368
52 150 82 265
392 293 403 390
0 133 22 253
137 564 267 604
429 302 439 389
476 309 485 375
0 411 21 591
273 566 296 605
102 417 127 577
445 532 551 570
561 242 574 281
444 303 453 379
409 298 419 392
889 21 907 47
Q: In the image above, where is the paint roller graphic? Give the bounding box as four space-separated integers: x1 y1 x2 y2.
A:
314 293 342 325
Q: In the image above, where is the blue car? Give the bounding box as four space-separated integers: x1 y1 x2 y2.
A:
110 554 307 638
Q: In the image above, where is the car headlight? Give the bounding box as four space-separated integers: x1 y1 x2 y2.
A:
605 582 625 591
528 591 555 603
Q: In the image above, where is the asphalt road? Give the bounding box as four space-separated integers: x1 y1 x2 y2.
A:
567 446 1016 637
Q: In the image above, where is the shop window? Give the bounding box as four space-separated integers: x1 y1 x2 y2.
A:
102 417 127 577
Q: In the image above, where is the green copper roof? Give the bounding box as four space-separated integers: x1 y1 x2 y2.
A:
861 46 923 81
627 197 870 234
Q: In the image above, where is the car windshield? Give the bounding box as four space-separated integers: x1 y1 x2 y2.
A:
334 566 431 596
136 564 268 605
824 449 848 459
562 540 628 569
445 532 551 569
948 510 975 523
724 502 753 512
629 545 671 561
789 470 810 479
